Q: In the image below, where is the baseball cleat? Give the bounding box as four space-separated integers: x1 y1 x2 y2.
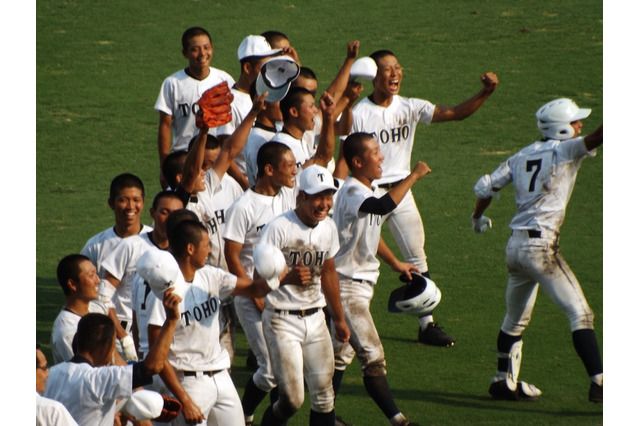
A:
589 381 603 403
418 323 456 347
488 378 541 402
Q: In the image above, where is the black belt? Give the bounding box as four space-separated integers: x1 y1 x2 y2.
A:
352 278 373 284
377 180 402 190
513 230 541 238
183 370 222 377
275 307 320 317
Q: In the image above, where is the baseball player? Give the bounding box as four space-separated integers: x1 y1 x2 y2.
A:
257 164 350 426
44 292 181 426
331 132 429 426
155 26 236 188
80 172 152 361
100 190 185 356
471 98 603 403
214 34 282 189
222 141 298 425
334 49 499 347
145 219 273 425
37 343 79 426
50 254 128 366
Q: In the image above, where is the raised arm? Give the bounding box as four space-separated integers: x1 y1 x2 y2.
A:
584 124 603 151
432 72 499 123
303 92 337 168
386 161 431 205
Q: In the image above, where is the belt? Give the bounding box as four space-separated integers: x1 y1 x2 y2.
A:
377 180 402 190
512 230 542 238
183 370 222 377
352 278 374 285
275 307 320 317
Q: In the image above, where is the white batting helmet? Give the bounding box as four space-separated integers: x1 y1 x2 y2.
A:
535 98 591 140
388 273 441 316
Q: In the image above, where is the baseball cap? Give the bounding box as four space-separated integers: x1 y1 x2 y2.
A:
350 57 378 81
238 35 281 61
136 249 187 300
299 164 337 195
124 390 164 420
256 56 300 103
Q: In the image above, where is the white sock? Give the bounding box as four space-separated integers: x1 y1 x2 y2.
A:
389 412 407 426
419 315 434 330
590 374 603 386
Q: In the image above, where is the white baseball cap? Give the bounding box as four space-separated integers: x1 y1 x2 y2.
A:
299 164 337 195
136 249 187 300
256 56 300 103
350 57 378 81
124 390 164 420
237 35 281 61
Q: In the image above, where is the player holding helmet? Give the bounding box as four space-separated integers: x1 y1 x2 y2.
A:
471 98 603 403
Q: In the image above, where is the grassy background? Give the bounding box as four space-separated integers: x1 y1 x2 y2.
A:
34 1 607 424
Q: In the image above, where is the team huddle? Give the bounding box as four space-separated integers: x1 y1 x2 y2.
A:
36 26 603 426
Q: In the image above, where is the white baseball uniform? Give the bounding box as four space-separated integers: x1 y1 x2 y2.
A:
51 301 109 364
44 358 146 426
155 67 235 153
147 265 243 425
244 123 278 188
258 209 340 417
474 136 598 335
36 393 79 426
101 231 156 333
332 176 389 375
222 187 295 393
215 87 254 174
350 95 436 272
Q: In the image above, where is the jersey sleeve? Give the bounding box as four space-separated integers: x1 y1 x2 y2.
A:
154 76 175 116
411 98 436 125
101 238 134 280
146 291 166 328
221 197 250 243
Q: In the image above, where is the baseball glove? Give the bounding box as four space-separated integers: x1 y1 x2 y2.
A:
195 81 234 129
152 395 183 423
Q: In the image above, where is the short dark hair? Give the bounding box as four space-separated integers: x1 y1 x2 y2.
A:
298 67 317 82
56 254 92 296
257 141 292 178
343 132 376 170
162 151 188 189
188 134 222 152
109 173 145 201
260 30 289 47
36 342 42 367
280 86 314 122
369 49 397 66
152 190 184 210
73 313 115 354
166 209 200 242
168 219 207 256
182 27 211 51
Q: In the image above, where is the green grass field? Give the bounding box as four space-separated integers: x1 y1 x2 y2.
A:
35 1 605 424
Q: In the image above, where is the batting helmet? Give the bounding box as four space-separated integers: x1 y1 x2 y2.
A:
535 98 591 140
388 273 441 316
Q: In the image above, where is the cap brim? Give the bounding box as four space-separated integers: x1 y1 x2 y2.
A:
572 108 591 121
256 76 292 103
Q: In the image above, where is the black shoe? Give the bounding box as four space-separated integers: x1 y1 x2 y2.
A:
418 323 456 347
488 378 541 402
589 381 603 403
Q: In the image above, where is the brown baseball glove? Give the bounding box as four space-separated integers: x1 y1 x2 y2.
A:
195 81 234 129
152 394 183 423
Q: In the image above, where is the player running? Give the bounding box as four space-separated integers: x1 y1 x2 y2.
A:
471 98 603 403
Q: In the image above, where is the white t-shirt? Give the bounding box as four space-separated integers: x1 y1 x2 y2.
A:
259 210 340 311
222 187 296 278
101 231 156 325
333 177 385 283
44 360 135 426
36 393 79 426
350 95 435 185
51 302 109 364
81 225 153 278
147 266 238 371
155 67 236 152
